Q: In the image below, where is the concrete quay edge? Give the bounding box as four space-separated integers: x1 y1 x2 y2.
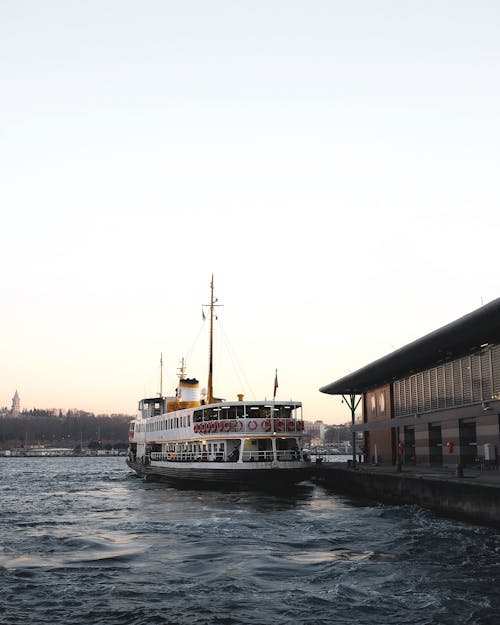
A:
312 461 500 528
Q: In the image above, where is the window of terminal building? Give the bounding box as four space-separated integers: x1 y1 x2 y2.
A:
378 392 385 416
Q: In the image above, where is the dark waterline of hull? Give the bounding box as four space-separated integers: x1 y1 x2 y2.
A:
126 458 315 488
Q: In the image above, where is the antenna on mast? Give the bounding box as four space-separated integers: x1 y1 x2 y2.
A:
178 357 186 380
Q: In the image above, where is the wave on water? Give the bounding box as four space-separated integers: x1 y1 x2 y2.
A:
1 457 500 625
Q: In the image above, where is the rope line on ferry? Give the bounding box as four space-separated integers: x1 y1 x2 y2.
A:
216 316 257 400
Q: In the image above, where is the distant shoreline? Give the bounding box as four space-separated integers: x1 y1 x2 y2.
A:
0 451 126 458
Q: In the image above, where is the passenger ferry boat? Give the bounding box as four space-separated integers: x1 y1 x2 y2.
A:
127 278 312 487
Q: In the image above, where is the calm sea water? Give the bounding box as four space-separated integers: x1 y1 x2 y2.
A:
1 457 499 625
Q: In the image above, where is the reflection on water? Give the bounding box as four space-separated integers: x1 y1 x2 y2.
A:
1 457 500 625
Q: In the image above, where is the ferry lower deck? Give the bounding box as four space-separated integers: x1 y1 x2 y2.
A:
126 456 314 487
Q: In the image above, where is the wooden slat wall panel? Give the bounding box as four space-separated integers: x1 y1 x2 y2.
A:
416 372 424 413
453 361 463 406
437 366 445 409
481 350 492 401
472 355 482 402
462 356 472 404
423 370 431 411
392 344 500 417
430 368 439 410
445 362 453 408
410 375 418 414
492 345 500 397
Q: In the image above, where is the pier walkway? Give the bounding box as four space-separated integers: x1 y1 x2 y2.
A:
348 461 500 487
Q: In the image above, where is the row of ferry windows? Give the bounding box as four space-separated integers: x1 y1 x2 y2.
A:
193 405 296 421
166 442 225 453
138 405 300 431
144 415 191 432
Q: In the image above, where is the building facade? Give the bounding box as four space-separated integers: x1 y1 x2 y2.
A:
303 420 327 446
320 298 500 468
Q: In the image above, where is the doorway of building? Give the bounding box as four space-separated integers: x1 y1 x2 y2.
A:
363 432 370 463
428 423 443 466
404 426 416 464
459 419 477 467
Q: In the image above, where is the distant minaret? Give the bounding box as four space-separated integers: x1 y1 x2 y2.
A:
11 390 21 415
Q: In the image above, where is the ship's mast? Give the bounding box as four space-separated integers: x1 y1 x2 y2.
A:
207 275 215 405
159 352 163 398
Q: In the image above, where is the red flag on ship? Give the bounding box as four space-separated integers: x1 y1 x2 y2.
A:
273 369 278 399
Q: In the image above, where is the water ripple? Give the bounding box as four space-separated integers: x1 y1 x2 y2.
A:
1 457 500 625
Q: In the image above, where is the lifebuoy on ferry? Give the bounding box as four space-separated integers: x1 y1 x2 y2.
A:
223 421 231 432
248 420 258 431
275 419 285 432
199 422 206 433
235 420 243 431
210 421 217 432
217 421 224 432
296 420 304 431
194 424 199 433
286 420 295 431
262 419 272 432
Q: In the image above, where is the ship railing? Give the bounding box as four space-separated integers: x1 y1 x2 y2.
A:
241 450 274 462
151 451 195 462
241 450 300 462
150 449 301 463
150 451 226 463
276 450 301 461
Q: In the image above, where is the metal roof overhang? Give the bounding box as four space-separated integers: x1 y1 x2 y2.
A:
320 297 500 396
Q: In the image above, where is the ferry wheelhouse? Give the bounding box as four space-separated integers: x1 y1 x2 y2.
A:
127 277 312 487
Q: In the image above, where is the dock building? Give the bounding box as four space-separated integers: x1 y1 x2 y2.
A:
320 298 500 469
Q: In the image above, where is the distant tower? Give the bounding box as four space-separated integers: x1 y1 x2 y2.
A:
11 390 21 415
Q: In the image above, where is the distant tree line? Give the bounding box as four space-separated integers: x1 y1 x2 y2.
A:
0 410 355 450
0 409 132 450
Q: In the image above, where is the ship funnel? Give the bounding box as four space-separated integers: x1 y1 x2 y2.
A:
237 393 244 402
178 378 201 407
167 378 202 412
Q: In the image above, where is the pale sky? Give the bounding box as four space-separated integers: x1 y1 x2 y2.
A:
1 1 499 423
